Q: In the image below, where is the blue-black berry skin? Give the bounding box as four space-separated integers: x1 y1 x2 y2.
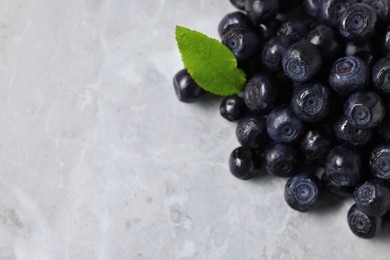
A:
301 128 335 165
285 173 322 212
291 83 333 123
378 116 390 141
229 146 262 180
279 0 303 14
325 145 362 187
244 74 279 113
230 0 246 10
277 20 310 43
370 144 390 181
334 115 373 146
319 0 358 27
258 20 280 40
220 95 247 122
245 0 279 25
261 36 291 72
236 116 268 149
218 12 253 38
338 3 377 43
222 27 261 62
344 91 386 129
282 41 322 83
304 0 321 17
266 105 306 144
173 69 205 103
362 0 390 23
322 174 354 197
372 57 390 95
329 56 369 96
264 143 298 177
348 204 380 238
383 26 390 54
306 25 342 63
354 179 390 217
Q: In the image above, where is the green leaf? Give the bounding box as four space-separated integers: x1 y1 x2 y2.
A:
175 26 246 96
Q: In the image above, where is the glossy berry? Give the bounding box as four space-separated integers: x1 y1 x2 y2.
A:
334 115 372 146
173 69 205 103
362 0 390 23
354 179 390 217
382 26 390 54
344 91 386 129
325 145 362 187
229 146 262 180
244 74 278 113
370 144 390 181
258 20 280 40
218 12 253 38
291 83 333 123
338 3 377 42
261 36 291 72
220 95 247 122
304 0 321 17
329 56 369 96
322 174 354 197
245 0 279 24
222 27 260 62
282 41 322 83
277 20 310 43
372 57 390 95
301 128 335 165
348 204 380 238
266 105 305 144
306 25 342 63
236 116 268 149
319 0 358 27
285 173 322 212
229 0 246 10
264 143 298 177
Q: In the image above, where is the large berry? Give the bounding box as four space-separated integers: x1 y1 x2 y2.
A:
319 0 358 27
218 12 253 38
301 128 335 165
261 36 291 72
222 27 260 62
282 41 322 82
347 204 380 238
372 57 390 95
244 74 279 113
291 82 333 122
220 95 247 122
325 145 362 187
229 146 262 180
285 173 322 212
173 69 205 103
338 3 377 42
370 144 390 181
344 91 386 129
329 56 369 97
236 115 268 149
266 105 306 144
354 179 390 217
264 143 298 177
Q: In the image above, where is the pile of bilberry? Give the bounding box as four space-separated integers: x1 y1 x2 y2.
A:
173 0 390 239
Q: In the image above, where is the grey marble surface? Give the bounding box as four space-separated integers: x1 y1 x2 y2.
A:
1 0 389 259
